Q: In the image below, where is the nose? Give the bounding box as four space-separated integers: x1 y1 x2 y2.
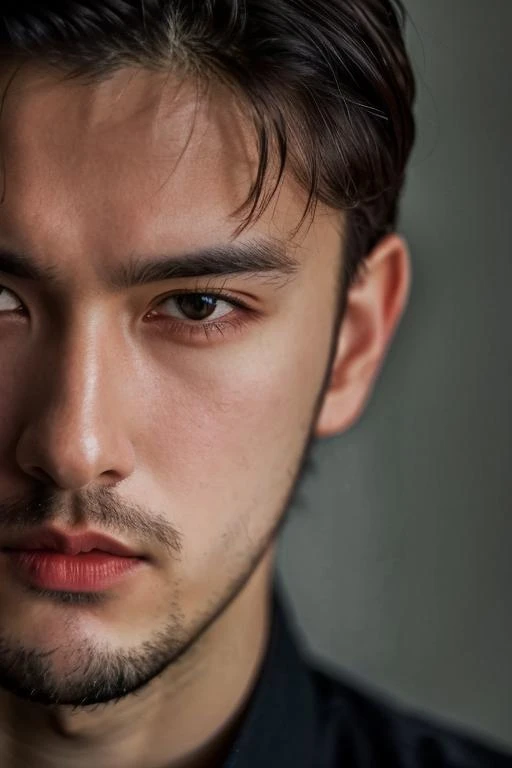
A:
15 321 136 491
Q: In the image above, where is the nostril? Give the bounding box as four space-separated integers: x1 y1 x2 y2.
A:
24 466 55 485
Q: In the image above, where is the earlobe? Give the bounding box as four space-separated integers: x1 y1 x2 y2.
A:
314 234 411 438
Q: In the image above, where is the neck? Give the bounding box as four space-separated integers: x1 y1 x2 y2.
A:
0 551 275 768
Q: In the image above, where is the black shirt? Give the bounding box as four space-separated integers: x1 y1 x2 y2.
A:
223 582 512 767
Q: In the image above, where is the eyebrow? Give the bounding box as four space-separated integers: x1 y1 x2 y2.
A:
113 238 299 288
0 238 299 289
0 250 58 282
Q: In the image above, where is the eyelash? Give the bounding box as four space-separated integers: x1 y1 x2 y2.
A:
145 289 252 342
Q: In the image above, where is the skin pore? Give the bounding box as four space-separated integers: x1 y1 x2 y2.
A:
0 64 409 768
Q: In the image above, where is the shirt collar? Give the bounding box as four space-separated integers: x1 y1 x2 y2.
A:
223 578 317 768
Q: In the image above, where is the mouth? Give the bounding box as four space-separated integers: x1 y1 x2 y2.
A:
1 527 142 557
1 527 147 593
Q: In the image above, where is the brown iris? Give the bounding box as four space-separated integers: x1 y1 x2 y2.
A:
177 294 218 321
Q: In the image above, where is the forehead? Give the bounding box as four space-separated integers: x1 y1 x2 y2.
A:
0 64 337 265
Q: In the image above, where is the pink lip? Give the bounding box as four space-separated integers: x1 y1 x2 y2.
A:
1 527 147 592
1 527 142 558
4 550 144 592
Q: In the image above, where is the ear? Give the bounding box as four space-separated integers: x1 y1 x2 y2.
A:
315 233 411 438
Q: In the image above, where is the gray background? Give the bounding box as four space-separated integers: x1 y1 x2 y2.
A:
277 0 512 751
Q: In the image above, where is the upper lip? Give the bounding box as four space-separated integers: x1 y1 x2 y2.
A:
1 528 141 558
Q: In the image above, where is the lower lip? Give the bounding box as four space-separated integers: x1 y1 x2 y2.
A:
4 550 144 592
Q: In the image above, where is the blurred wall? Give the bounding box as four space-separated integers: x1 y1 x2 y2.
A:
277 0 512 750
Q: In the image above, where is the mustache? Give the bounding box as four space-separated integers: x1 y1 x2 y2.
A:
0 486 183 556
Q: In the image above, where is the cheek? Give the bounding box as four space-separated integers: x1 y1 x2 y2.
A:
133 305 332 553
0 334 33 467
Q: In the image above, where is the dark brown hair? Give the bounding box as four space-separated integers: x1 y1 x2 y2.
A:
0 0 416 289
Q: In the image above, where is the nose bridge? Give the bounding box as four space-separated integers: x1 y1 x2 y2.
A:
17 312 135 489
56 314 107 459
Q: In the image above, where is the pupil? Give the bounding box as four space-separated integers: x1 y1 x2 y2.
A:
179 295 217 321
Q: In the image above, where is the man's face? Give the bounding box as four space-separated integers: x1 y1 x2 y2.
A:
0 66 343 706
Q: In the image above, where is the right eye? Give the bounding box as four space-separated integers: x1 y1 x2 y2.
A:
0 286 23 313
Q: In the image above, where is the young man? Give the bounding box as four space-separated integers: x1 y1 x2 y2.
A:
0 1 508 766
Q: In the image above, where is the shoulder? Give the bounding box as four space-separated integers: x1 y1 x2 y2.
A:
308 662 512 767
